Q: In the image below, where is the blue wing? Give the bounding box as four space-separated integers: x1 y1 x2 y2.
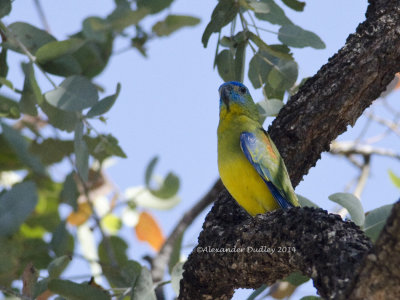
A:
240 131 294 209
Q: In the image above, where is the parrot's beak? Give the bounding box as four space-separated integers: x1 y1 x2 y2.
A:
219 85 230 110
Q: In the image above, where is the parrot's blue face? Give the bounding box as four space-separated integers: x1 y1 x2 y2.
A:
219 81 251 111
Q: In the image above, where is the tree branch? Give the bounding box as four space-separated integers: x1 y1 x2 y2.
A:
179 194 372 300
180 0 400 298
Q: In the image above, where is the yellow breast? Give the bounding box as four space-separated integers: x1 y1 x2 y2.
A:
217 113 279 216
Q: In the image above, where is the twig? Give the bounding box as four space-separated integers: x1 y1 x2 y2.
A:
330 141 400 160
33 0 51 33
151 179 224 282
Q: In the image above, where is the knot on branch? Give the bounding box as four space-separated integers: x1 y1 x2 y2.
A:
179 191 372 300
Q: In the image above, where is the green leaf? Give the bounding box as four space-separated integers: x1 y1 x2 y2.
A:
20 63 42 116
281 0 305 11
82 17 109 43
0 181 38 236
48 279 110 300
48 255 72 279
234 41 246 82
284 271 309 286
33 278 49 299
0 47 9 82
86 83 121 118
267 59 298 90
0 0 11 18
74 122 89 182
215 50 235 82
45 75 99 112
0 77 13 90
254 0 293 26
388 169 400 189
85 134 127 161
328 193 365 226
131 267 156 300
41 55 83 77
248 0 270 13
137 0 173 14
299 297 322 300
50 221 75 256
0 94 20 119
150 172 180 199
152 15 200 37
168 232 183 274
1 123 46 174
5 22 56 54
60 172 79 211
248 33 293 60
108 8 149 32
99 236 128 266
170 262 184 297
278 24 325 49
145 156 158 186
202 0 239 47
0 236 22 286
40 100 79 132
257 99 284 123
297 194 319 208
30 138 74 165
364 204 393 242
36 38 85 64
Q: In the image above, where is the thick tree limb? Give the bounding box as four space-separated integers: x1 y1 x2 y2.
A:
180 0 400 299
269 0 400 187
347 200 400 300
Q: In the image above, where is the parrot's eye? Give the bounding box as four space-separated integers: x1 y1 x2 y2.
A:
239 87 247 94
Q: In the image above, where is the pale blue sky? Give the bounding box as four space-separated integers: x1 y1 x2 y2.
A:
3 0 399 298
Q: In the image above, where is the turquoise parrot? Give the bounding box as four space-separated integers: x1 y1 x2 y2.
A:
217 81 299 216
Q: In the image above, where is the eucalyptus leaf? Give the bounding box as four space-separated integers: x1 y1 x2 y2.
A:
20 62 42 115
0 0 11 18
48 255 72 279
0 181 38 236
328 193 365 226
281 0 305 11
0 94 20 119
36 38 85 64
131 267 156 300
254 0 293 25
48 279 110 300
137 0 173 14
152 15 200 37
6 22 56 54
279 24 325 49
1 123 46 174
145 156 159 187
297 194 319 208
45 75 99 112
202 0 239 47
170 262 184 297
215 49 235 82
74 122 89 182
364 204 393 242
86 83 121 118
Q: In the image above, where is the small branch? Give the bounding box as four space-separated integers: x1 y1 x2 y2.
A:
353 155 370 199
33 0 51 33
330 141 400 160
151 179 224 282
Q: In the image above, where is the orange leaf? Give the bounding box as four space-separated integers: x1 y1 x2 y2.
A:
67 202 92 226
395 73 400 90
135 211 165 251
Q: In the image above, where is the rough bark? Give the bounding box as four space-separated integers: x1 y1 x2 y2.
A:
347 200 400 300
180 0 400 299
179 194 372 299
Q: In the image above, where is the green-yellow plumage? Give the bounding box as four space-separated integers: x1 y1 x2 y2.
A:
217 81 299 216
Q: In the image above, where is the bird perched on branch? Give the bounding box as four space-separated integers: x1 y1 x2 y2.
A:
217 81 299 216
